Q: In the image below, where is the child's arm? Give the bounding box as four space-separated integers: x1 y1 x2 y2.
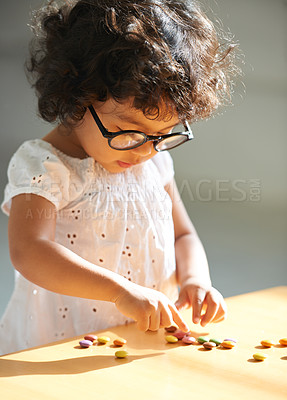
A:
8 193 189 332
165 179 227 327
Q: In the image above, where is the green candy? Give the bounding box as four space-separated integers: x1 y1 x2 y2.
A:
209 338 222 346
197 336 209 344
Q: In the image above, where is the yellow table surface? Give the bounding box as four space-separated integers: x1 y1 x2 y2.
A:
1 286 287 400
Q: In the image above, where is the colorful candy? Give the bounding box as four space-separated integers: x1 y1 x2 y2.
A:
203 341 216 350
115 350 128 359
182 336 197 345
253 353 268 361
79 339 93 348
84 335 97 343
224 338 237 343
97 336 110 344
260 340 275 348
80 329 287 364
165 335 179 343
221 340 236 349
113 338 127 346
173 329 188 340
197 336 209 344
209 338 222 346
165 326 177 333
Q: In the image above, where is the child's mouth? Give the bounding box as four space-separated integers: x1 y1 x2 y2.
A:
117 160 134 168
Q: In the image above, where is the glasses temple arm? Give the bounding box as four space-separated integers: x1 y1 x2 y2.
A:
88 106 107 134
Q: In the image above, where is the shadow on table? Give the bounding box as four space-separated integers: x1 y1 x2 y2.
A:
0 326 210 378
0 352 163 377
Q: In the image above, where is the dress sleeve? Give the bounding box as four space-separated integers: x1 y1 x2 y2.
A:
1 140 71 215
151 151 175 187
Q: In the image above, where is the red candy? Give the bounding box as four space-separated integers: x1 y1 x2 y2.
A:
84 335 97 342
165 326 177 333
173 330 190 340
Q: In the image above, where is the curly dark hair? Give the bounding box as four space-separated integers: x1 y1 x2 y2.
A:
26 0 240 125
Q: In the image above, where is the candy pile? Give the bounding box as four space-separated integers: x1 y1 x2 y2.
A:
165 327 287 362
77 329 287 363
165 327 237 351
78 334 128 358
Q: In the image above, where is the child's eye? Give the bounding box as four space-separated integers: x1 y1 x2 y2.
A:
107 125 123 132
116 125 139 133
157 129 173 136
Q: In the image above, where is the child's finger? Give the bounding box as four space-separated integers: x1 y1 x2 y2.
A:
212 315 226 323
169 303 189 332
160 306 174 329
200 300 219 327
210 304 227 323
191 289 206 324
136 314 150 331
149 310 161 331
174 291 189 311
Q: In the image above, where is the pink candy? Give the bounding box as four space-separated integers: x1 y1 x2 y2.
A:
173 330 190 340
182 336 197 345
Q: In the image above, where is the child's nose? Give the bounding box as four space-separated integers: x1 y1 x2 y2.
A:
130 141 154 156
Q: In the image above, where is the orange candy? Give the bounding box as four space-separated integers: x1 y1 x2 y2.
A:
221 340 236 349
279 338 287 346
113 338 127 346
260 340 275 348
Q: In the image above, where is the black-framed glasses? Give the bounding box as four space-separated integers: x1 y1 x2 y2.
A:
88 105 193 152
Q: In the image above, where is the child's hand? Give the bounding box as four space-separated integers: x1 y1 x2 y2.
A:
175 278 227 327
115 283 190 332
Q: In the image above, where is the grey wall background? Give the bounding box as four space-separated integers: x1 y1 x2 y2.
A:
0 0 286 317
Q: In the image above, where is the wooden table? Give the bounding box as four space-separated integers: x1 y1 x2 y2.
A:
1 286 287 400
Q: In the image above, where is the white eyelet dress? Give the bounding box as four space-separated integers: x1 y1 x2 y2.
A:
0 139 178 355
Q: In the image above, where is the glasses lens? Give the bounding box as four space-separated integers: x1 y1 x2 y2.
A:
155 134 187 151
110 133 146 150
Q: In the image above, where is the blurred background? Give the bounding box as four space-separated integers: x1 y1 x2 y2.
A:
0 0 286 317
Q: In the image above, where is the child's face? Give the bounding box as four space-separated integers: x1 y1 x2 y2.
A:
73 99 180 173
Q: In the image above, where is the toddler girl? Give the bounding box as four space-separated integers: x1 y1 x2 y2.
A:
0 0 238 354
